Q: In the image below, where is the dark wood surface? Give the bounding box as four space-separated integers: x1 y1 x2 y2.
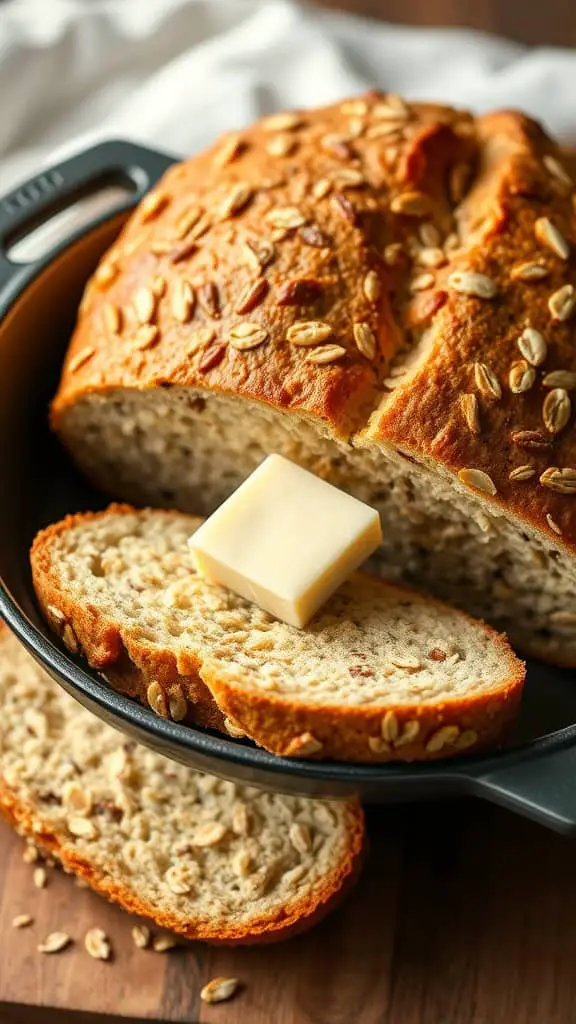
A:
312 0 576 47
2 798 576 1023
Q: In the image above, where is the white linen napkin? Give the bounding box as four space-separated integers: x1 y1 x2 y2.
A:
1 0 576 193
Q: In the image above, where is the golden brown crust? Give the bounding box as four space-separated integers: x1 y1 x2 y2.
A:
51 94 576 557
31 505 526 763
0 786 364 945
30 504 224 732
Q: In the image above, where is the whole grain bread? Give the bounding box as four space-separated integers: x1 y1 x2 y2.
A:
0 625 364 944
50 95 576 665
31 505 525 762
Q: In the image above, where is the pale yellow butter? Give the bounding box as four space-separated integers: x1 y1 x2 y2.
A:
188 454 382 628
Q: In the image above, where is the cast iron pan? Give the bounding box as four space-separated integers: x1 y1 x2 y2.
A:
1 141 576 832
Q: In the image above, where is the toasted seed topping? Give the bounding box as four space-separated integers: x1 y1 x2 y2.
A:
213 133 244 168
510 260 550 281
262 111 302 132
95 260 118 287
461 393 480 434
330 167 366 188
133 286 156 325
173 206 203 240
38 932 71 954
68 816 96 839
353 322 377 360
171 279 195 323
284 732 323 757
416 246 446 269
543 388 571 434
198 282 220 319
366 121 403 140
448 271 497 299
241 238 275 274
201 977 240 1005
394 720 421 748
85 928 111 961
509 465 536 481
542 370 576 389
218 183 253 220
321 133 354 160
381 710 399 743
426 724 460 752
150 239 174 256
549 611 576 628
306 344 346 365
146 680 167 717
373 94 410 119
103 303 121 334
410 273 434 292
390 191 431 217
540 467 576 494
68 347 95 373
266 134 296 157
511 429 551 450
235 278 269 315
518 326 547 366
535 216 570 259
543 153 573 190
265 206 307 230
12 914 33 928
300 224 332 249
420 222 441 247
151 275 167 297
547 514 563 535
383 242 404 266
458 468 497 496
444 232 460 255
140 191 169 222
549 283 576 322
287 320 332 346
455 729 478 751
341 98 369 116
331 193 358 225
368 736 390 754
132 924 151 949
198 344 227 372
474 362 501 399
133 325 159 351
224 717 246 738
228 323 269 350
312 178 332 200
277 278 322 305
509 360 536 394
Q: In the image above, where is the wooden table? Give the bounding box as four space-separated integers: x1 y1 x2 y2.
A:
312 0 576 47
2 797 576 1023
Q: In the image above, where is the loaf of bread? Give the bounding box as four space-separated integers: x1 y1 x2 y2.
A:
0 626 364 943
31 505 525 763
51 94 576 664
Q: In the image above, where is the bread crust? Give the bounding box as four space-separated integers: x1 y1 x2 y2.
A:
31 505 526 763
0 780 364 945
51 95 576 558
0 623 365 944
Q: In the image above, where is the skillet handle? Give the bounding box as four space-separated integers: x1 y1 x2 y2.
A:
0 139 177 292
471 742 576 835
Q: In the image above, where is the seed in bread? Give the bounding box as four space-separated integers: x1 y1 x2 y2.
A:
31 505 525 763
0 626 364 944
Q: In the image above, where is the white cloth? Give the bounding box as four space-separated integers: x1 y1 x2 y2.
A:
1 0 576 194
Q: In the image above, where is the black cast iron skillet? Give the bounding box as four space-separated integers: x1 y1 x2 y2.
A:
1 140 576 833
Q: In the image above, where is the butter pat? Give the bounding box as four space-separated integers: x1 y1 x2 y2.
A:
189 454 382 628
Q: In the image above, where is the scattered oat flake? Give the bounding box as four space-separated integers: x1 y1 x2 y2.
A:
85 928 111 961
307 344 346 365
38 932 71 954
474 361 501 400
534 217 570 259
201 977 240 1005
543 388 571 434
262 111 302 132
140 191 168 222
69 347 95 373
461 393 480 434
539 467 576 494
448 271 497 299
391 191 431 217
153 934 178 952
509 465 535 482
33 866 47 889
12 914 33 928
458 468 497 496
510 260 549 282
518 327 547 366
549 284 576 322
132 924 151 949
547 514 563 535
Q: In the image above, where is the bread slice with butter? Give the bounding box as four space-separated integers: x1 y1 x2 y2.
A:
31 505 525 762
0 626 364 944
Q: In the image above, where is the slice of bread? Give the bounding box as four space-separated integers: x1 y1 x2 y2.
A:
31 505 526 763
0 626 364 944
